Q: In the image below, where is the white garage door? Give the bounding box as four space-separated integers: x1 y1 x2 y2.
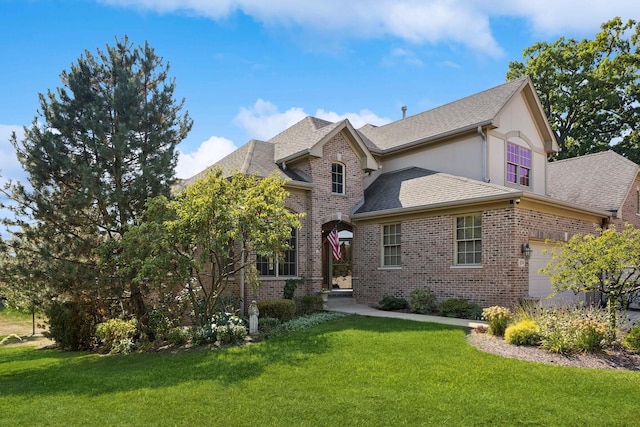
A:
528 241 582 305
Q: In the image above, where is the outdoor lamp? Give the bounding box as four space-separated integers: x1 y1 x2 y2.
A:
521 243 533 260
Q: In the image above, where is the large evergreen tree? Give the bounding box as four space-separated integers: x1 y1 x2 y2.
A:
0 36 192 321
507 18 640 161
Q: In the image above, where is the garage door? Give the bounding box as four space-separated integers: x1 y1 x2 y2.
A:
528 241 583 305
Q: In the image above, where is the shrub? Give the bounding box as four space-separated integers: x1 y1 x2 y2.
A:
572 318 607 352
505 319 541 346
439 298 482 319
96 318 138 354
190 310 248 345
212 311 247 345
166 327 190 346
272 312 348 335
532 305 611 354
44 300 100 351
378 295 408 311
257 299 296 322
482 306 511 336
408 288 436 314
295 294 324 316
216 323 248 345
623 323 640 351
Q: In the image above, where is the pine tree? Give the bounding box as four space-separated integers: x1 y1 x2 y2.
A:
1 36 192 323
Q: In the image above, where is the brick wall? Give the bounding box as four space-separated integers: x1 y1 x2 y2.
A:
612 176 640 229
241 131 366 303
352 205 602 309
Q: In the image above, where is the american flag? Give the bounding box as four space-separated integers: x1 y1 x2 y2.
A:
327 227 341 260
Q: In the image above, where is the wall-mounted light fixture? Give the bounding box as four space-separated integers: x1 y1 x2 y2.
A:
521 243 533 260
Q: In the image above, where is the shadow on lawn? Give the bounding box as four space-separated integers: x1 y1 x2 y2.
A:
0 315 463 398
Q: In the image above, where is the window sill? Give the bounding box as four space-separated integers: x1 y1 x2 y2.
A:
378 266 402 270
505 182 530 190
450 264 483 269
331 192 347 197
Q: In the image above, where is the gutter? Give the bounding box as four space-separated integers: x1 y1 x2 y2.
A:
351 192 523 221
477 126 489 182
351 191 613 222
369 120 495 156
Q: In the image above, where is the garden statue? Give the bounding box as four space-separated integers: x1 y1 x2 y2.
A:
249 300 259 335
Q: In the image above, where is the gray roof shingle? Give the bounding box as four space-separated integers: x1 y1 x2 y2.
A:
357 77 530 152
177 140 309 191
355 167 520 214
547 150 639 214
271 116 342 162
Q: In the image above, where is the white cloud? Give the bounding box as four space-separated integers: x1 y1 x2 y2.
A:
0 125 25 186
314 109 391 129
233 99 307 141
176 136 237 179
100 0 504 57
100 1 640 57
486 0 640 36
233 99 392 141
384 48 424 67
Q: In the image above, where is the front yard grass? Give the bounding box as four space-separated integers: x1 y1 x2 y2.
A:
1 315 638 426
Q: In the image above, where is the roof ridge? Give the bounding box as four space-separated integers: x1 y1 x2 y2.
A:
371 76 529 130
549 150 639 168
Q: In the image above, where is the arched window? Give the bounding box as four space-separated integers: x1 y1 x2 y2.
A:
506 142 531 187
332 162 345 194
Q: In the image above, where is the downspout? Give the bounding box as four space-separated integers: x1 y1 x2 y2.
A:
477 126 489 182
240 239 245 317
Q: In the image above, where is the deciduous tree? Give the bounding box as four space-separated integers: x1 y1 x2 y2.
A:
541 224 640 331
105 170 302 328
507 18 640 161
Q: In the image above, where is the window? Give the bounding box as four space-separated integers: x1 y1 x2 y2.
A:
456 214 481 265
506 143 531 186
382 223 401 267
332 162 345 194
256 228 297 277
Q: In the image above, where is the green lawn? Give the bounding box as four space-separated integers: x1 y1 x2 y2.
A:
0 315 638 426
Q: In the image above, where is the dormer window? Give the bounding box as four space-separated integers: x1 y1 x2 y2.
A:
507 143 531 186
332 162 345 194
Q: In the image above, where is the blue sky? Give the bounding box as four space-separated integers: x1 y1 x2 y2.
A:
1 0 639 183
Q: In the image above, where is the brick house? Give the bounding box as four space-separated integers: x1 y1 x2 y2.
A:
182 76 627 309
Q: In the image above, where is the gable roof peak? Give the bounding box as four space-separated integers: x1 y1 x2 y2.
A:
358 76 535 153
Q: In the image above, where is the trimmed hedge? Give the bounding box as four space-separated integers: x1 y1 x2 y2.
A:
257 298 296 322
295 294 324 316
439 298 483 319
378 295 408 311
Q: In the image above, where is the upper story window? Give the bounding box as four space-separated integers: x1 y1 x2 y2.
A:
256 228 297 277
455 214 481 265
332 162 345 194
382 223 401 267
506 143 531 186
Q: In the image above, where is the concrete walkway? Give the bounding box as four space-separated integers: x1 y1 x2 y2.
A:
325 296 640 330
324 296 487 329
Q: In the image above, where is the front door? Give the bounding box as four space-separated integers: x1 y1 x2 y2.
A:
322 222 353 292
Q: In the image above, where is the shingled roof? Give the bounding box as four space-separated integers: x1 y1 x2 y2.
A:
271 116 343 162
357 76 532 153
176 139 309 192
354 167 520 216
547 150 639 215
